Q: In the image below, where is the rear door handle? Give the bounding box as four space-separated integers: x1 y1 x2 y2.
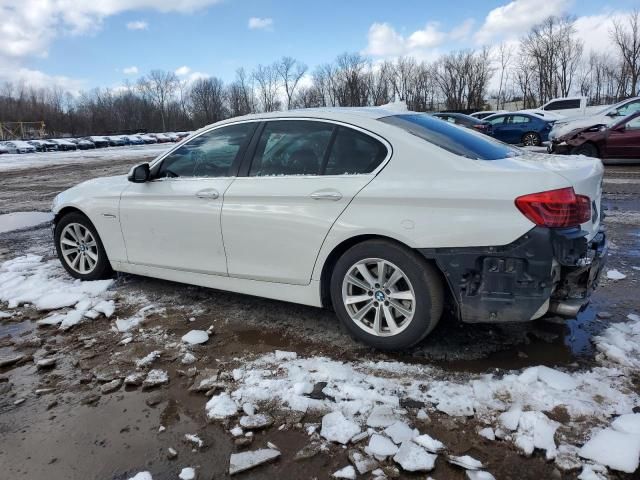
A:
310 190 342 201
196 188 219 199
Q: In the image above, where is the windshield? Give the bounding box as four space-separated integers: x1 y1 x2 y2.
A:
379 113 522 160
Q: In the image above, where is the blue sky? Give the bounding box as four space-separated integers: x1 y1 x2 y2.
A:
0 0 637 91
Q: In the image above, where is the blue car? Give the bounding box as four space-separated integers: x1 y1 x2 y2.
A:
483 112 554 146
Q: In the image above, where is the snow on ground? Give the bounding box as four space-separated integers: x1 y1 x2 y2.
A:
0 254 115 329
0 144 169 172
207 313 640 476
0 212 54 234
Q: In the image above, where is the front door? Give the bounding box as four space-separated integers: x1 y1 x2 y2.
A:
222 119 390 285
606 115 640 160
119 122 255 275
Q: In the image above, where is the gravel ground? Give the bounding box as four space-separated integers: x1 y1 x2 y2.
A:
0 150 638 480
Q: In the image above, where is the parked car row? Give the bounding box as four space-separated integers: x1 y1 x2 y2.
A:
434 111 554 146
0 132 192 154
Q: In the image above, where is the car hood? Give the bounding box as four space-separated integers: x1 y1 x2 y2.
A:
550 115 615 139
556 124 607 141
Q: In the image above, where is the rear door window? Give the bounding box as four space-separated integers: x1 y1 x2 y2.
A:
379 113 522 160
249 120 334 176
544 99 581 110
508 115 531 124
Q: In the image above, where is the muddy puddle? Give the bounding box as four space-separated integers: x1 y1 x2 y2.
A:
0 211 53 234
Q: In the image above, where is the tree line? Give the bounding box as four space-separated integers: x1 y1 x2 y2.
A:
0 11 638 137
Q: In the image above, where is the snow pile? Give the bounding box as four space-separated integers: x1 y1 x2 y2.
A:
593 315 640 368
320 411 360 444
205 393 238 420
0 254 114 329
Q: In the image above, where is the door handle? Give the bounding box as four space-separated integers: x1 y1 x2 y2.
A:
310 190 343 201
196 189 219 199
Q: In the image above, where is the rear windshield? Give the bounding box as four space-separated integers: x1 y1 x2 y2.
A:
379 113 523 160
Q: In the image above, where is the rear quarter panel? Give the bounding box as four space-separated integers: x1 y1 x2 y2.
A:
312 132 570 281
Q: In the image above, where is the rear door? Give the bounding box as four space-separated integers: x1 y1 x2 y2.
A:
221 119 390 285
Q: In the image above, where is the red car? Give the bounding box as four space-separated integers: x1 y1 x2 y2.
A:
550 110 640 164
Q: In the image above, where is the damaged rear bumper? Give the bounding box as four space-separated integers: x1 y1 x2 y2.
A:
419 227 607 323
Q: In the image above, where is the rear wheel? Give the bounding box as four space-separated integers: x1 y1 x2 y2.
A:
522 132 541 146
570 143 599 158
54 212 112 280
330 239 444 351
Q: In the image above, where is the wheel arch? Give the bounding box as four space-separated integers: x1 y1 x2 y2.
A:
53 206 90 226
572 141 600 157
318 233 450 309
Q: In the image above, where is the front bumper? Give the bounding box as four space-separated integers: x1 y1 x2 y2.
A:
548 142 571 155
419 227 607 323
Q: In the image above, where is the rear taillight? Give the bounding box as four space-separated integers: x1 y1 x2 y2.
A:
515 187 591 227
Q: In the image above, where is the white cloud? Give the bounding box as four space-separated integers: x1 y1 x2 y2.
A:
175 65 191 76
126 20 148 30
363 20 470 60
474 0 572 44
0 0 223 59
122 66 139 75
573 11 625 56
248 17 274 31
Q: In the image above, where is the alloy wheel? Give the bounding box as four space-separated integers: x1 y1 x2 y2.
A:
523 133 539 146
341 258 416 337
59 223 99 275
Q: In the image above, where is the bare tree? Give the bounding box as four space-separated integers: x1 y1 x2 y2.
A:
252 64 281 112
190 77 227 125
495 43 513 109
137 70 179 131
275 57 308 110
611 10 640 96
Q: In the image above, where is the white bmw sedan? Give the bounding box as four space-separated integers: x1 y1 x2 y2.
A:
52 108 607 350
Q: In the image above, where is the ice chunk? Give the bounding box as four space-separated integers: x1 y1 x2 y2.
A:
240 414 274 430
498 406 522 431
181 330 209 345
478 428 495 441
94 299 115 318
611 413 640 435
393 441 437 472
136 351 161 368
579 427 640 473
367 433 399 457
448 455 484 470
143 369 168 388
436 395 474 416
332 465 356 479
275 350 297 361
366 405 397 428
466 472 496 480
178 467 195 480
320 411 361 445
205 393 238 420
537 366 578 391
577 465 607 480
413 433 445 453
128 473 152 480
514 411 559 459
35 292 85 310
348 450 378 474
606 269 626 280
384 421 416 444
229 449 280 475
184 434 204 448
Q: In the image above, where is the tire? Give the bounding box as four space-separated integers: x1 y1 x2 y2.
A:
570 143 599 158
54 212 112 281
522 132 541 146
330 239 444 351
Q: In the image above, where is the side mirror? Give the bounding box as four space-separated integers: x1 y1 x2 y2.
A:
605 111 618 117
128 163 150 183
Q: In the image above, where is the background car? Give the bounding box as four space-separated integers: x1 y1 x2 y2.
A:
137 134 158 144
27 140 46 152
124 135 145 145
52 139 78 151
1 140 37 154
164 132 179 142
550 110 640 164
484 112 554 146
433 112 493 135
72 138 96 150
150 133 172 143
87 136 109 148
0 144 8 154
106 136 125 147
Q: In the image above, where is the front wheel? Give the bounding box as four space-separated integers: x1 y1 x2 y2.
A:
522 132 541 146
570 143 599 158
54 212 112 280
330 240 444 351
